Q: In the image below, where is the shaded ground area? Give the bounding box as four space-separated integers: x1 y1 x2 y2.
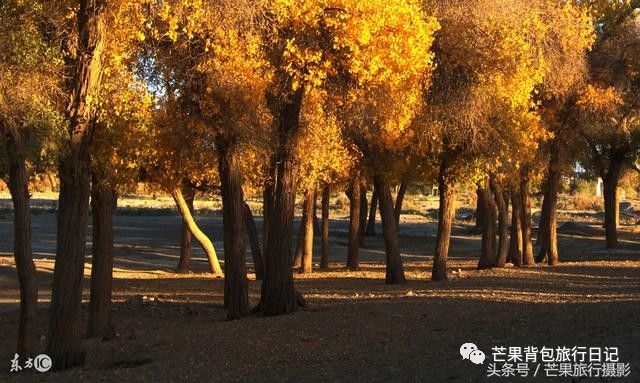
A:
0 195 639 382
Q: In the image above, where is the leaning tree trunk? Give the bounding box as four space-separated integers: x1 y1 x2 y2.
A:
477 178 497 270
257 89 305 315
218 144 249 320
87 171 117 339
47 0 106 369
300 188 316 274
346 179 361 271
475 185 486 228
172 188 223 275
374 175 406 284
243 201 264 280
432 160 454 281
7 151 38 356
603 158 622 249
519 170 535 265
359 183 368 247
490 177 509 267
320 184 330 269
394 181 407 228
365 185 378 236
176 185 195 273
537 140 561 264
509 188 523 267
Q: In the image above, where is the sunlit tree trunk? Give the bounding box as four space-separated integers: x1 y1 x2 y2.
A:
320 184 330 269
537 140 560 264
87 170 117 339
374 175 406 284
509 188 523 267
218 143 249 320
519 170 535 265
6 145 38 356
359 183 368 246
300 188 316 274
394 181 407 228
243 201 264 280
172 188 223 275
292 199 306 269
477 178 497 270
47 0 106 369
365 185 378 236
176 185 195 273
490 177 509 267
432 159 454 281
602 156 622 249
346 179 361 270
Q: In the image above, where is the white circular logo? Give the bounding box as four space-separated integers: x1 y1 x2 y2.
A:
33 354 52 372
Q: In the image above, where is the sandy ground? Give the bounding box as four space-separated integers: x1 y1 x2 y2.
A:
0 193 639 382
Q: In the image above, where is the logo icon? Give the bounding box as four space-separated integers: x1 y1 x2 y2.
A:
33 354 52 372
460 343 485 365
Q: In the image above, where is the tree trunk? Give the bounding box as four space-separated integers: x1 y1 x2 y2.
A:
257 88 305 315
300 188 316 274
320 184 330 269
87 171 117 339
394 181 407 228
243 201 264 280
218 144 249 320
537 141 561 264
262 182 273 256
603 158 622 249
7 153 38 356
47 0 106 369
519 170 535 265
475 185 486 228
171 188 223 275
365 186 378 236
490 177 509 267
346 179 361 271
374 175 406 284
477 178 497 270
359 183 368 246
292 198 306 269
432 160 454 281
509 188 523 267
176 185 195 273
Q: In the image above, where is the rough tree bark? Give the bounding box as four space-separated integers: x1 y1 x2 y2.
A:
537 140 560 264
509 188 523 267
6 145 38 356
359 183 368 247
257 88 305 315
519 170 535 265
346 179 361 271
218 143 249 320
47 0 106 369
176 185 195 273
602 157 622 249
172 188 223 275
432 160 454 281
490 177 509 267
394 181 407 228
477 178 497 270
300 188 316 274
87 171 117 339
365 185 378 236
374 175 406 284
243 201 264 280
320 184 330 269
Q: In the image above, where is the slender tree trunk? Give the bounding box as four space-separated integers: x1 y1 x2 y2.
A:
475 186 485 228
7 153 38 356
218 144 249 320
359 183 368 246
537 141 561 264
292 198 306 269
176 185 195 273
87 171 116 339
520 170 535 265
509 188 523 267
257 89 305 315
172 188 223 275
490 177 509 267
346 179 361 271
374 175 406 284
432 160 454 281
365 186 378 236
394 181 407 228
300 188 316 274
47 0 106 369
320 184 330 269
603 158 622 249
477 178 497 270
243 201 264 280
